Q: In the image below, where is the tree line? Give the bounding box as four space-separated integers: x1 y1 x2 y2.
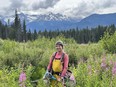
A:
0 10 116 43
0 10 38 42
38 24 116 43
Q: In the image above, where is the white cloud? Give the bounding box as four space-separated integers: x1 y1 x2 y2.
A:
0 0 11 8
0 0 116 19
0 0 11 15
51 0 116 18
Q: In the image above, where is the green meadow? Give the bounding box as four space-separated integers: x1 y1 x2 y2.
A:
0 32 116 87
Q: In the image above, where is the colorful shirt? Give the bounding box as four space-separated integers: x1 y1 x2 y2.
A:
47 52 69 77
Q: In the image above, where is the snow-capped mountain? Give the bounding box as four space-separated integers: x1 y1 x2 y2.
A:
1 12 72 23
1 12 116 31
29 12 71 21
26 13 79 31
0 12 79 31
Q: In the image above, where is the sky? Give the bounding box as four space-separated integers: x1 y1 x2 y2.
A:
0 0 116 19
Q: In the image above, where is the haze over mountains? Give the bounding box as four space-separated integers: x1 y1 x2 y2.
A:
0 12 116 31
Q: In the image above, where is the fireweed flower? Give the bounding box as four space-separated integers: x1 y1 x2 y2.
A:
19 71 26 87
101 57 107 70
112 62 116 76
109 60 114 66
70 74 75 81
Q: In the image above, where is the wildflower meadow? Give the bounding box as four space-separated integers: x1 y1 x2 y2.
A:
0 32 116 87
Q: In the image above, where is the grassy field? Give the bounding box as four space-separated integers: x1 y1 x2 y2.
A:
0 35 116 87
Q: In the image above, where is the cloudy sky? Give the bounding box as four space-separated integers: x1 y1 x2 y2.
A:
0 0 116 19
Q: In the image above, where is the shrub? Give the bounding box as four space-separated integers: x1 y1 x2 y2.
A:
100 31 116 53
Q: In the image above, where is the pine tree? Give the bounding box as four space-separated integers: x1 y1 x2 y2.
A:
27 29 32 41
43 29 48 37
23 19 27 42
33 29 38 40
14 10 22 41
0 20 2 38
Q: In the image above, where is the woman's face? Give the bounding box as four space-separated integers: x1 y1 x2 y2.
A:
56 45 63 52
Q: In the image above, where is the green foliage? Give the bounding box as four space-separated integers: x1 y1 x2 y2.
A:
100 31 116 53
30 66 45 81
0 36 116 87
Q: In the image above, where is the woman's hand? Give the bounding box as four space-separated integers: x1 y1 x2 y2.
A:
57 77 63 82
57 77 61 81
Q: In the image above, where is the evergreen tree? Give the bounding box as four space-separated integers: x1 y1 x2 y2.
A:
14 10 22 41
22 19 27 42
33 29 38 40
0 21 2 38
27 29 32 41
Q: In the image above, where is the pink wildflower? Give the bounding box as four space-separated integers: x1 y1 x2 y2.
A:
112 62 116 76
19 71 26 87
70 74 75 81
101 57 107 69
19 71 26 82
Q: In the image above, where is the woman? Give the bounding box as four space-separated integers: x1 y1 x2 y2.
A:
47 41 69 87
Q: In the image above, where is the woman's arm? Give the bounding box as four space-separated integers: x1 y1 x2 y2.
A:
61 53 69 77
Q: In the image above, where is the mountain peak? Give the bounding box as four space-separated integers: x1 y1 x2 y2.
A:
77 12 116 29
30 12 70 21
1 12 116 31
